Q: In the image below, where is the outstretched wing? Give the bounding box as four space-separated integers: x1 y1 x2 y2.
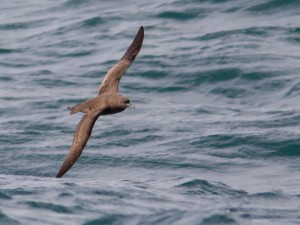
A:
98 26 144 95
55 111 101 178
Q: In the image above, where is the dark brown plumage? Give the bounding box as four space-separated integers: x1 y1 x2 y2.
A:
55 26 144 178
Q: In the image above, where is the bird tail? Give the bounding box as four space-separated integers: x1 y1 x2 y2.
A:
67 106 77 114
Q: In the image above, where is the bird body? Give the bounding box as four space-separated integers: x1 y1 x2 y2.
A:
55 26 144 178
67 94 130 115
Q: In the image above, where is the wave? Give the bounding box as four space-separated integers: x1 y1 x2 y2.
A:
176 179 247 196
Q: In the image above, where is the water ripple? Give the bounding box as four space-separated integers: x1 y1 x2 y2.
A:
1 0 300 224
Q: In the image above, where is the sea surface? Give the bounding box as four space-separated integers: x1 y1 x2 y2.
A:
1 0 300 224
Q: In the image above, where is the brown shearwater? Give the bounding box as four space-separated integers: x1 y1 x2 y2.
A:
55 26 144 178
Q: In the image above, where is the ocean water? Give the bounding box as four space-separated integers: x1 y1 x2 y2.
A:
1 0 300 224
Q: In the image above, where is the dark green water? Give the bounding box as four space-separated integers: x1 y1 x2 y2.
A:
1 0 300 224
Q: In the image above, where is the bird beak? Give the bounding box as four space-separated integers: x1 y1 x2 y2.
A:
127 103 135 109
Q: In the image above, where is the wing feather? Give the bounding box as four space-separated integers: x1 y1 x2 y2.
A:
55 111 101 178
98 26 144 95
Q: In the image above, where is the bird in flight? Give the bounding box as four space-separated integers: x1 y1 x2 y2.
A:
55 26 144 178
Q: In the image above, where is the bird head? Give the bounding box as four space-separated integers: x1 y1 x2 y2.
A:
121 97 133 108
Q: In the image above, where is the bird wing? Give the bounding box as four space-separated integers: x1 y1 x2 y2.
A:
98 26 144 95
56 111 101 178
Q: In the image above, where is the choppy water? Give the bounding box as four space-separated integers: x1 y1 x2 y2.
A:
1 0 300 224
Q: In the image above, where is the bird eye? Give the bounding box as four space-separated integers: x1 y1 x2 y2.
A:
121 99 130 104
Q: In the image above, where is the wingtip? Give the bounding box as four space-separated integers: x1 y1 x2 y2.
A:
133 26 144 43
120 26 144 62
55 168 67 178
55 169 64 178
138 26 144 38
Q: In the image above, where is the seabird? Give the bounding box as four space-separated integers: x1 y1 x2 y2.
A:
55 26 144 178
